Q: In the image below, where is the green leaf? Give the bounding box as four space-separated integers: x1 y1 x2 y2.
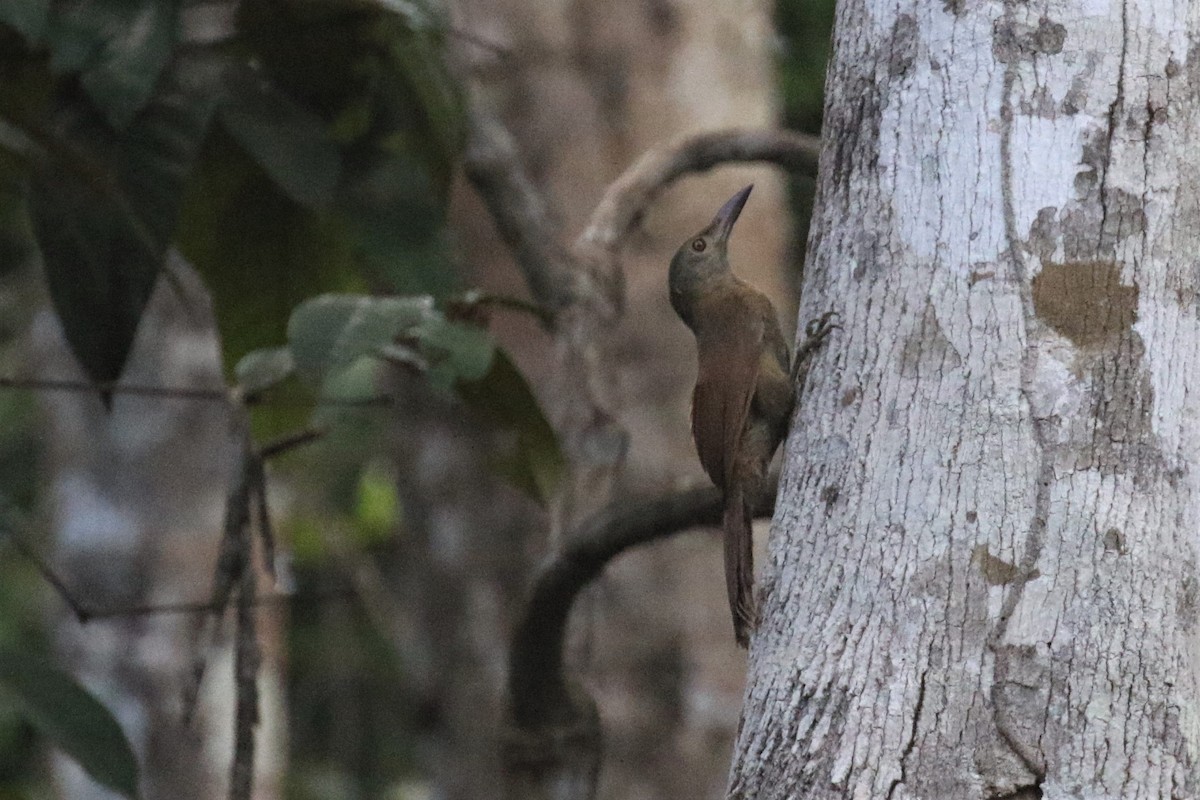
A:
455 349 565 505
235 347 295 396
383 21 464 169
47 0 179 129
29 66 215 393
287 295 562 503
235 0 464 297
0 647 139 798
412 316 493 389
176 129 362 376
219 68 341 210
287 294 433 384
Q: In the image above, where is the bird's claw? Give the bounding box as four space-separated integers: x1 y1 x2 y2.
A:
791 310 840 385
804 309 841 341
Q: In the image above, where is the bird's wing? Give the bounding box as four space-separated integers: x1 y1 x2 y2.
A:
691 297 765 491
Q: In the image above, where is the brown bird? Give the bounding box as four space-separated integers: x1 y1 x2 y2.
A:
669 185 835 647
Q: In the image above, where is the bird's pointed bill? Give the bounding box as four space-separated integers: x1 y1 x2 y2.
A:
711 184 753 241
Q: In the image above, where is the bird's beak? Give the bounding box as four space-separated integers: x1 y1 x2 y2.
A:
711 184 753 242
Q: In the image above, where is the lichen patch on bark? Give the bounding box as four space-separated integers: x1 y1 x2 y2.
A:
972 545 1023 586
1031 260 1137 349
992 16 1067 64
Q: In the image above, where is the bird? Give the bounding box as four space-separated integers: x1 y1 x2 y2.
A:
668 184 835 647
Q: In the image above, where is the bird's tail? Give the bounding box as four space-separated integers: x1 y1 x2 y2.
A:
723 485 757 648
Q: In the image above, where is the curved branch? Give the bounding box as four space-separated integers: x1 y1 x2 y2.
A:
465 120 823 324
571 128 822 311
507 482 778 729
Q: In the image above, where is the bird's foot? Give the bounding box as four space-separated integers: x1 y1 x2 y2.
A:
792 310 840 383
804 309 841 342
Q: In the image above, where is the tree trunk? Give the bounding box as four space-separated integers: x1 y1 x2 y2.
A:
733 1 1200 798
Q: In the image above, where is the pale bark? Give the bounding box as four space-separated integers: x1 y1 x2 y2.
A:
733 1 1200 798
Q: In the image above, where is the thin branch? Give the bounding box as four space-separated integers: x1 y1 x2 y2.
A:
259 427 326 460
73 588 358 620
0 376 232 401
446 290 556 328
249 459 276 581
3 518 356 620
229 567 261 800
507 482 777 728
0 375 395 408
7 532 94 623
186 418 256 722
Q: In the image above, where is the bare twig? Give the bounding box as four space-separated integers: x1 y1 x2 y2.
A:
70 589 356 620
0 375 396 408
185 426 256 722
259 427 326 460
2 419 336 627
0 376 233 401
465 96 824 321
249 458 276 581
6 531 94 623
213 433 256 614
446 290 556 328
229 566 261 800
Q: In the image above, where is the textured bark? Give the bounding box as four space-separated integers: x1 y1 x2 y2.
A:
732 1 1200 798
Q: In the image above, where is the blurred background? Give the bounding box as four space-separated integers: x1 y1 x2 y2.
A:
0 0 834 798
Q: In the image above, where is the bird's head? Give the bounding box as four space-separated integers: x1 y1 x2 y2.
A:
668 184 752 310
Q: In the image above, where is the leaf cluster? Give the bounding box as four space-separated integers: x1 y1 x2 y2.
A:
0 0 463 388
0 1 566 795
0 0 562 497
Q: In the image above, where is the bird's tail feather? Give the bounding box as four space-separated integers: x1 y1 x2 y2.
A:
723 486 756 648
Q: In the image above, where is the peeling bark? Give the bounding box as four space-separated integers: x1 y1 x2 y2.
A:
732 1 1200 798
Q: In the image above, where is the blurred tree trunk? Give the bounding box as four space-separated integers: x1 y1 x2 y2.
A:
35 258 285 800
732 1 1200 797
384 0 792 798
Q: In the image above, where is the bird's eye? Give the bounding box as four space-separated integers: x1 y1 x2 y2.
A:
691 238 706 252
